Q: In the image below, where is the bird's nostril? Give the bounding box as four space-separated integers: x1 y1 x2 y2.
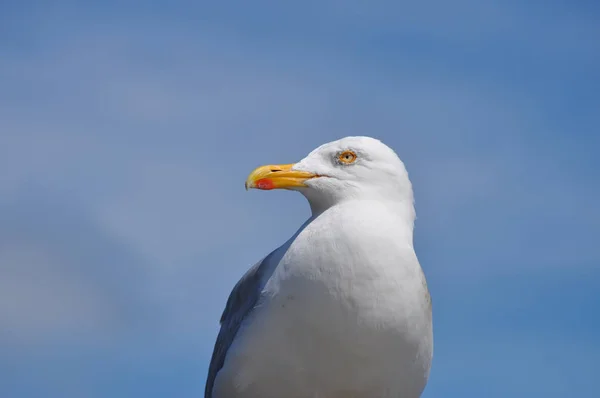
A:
270 169 282 173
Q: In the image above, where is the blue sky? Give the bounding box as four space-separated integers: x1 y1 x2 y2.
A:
1 1 599 397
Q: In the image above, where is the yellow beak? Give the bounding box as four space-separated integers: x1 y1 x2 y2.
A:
245 164 317 190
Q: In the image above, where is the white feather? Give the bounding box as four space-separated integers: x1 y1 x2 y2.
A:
208 137 433 398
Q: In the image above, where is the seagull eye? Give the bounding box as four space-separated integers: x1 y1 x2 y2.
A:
338 150 357 164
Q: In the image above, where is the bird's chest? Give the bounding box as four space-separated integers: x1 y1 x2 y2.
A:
233 277 429 398
266 211 420 329
220 208 431 396
239 225 428 394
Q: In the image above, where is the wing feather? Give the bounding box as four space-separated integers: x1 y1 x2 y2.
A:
204 250 277 398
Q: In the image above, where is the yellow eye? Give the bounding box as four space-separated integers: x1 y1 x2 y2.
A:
338 150 357 164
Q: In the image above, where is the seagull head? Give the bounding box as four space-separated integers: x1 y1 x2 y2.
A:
245 136 414 214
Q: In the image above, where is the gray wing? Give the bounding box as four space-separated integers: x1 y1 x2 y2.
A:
205 250 277 398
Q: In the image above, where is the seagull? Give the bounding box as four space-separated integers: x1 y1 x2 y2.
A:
206 136 433 398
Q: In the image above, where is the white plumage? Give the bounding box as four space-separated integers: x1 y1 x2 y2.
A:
206 137 433 398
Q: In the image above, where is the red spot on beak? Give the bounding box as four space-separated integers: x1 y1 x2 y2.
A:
256 178 275 190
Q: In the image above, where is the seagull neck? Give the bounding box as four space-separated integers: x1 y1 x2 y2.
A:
308 197 416 232
308 199 335 218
